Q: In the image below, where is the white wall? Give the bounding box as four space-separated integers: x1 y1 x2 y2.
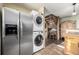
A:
61 15 79 29
61 15 79 22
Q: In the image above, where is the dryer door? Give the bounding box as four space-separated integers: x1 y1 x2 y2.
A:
36 16 42 25
34 34 43 46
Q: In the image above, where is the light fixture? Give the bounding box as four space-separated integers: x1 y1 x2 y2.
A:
72 12 76 15
72 3 76 16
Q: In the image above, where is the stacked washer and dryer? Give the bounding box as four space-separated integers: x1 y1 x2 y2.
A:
32 11 45 53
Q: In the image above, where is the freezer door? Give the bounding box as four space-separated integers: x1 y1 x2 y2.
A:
2 8 19 55
20 13 33 55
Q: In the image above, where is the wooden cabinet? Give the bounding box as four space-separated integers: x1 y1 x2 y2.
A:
64 34 79 55
45 14 58 29
61 20 75 38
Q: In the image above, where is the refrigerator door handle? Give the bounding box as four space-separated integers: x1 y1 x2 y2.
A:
17 19 19 40
2 8 5 40
2 27 5 40
20 20 23 40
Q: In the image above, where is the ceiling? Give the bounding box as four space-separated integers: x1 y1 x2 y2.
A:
19 3 43 11
3 3 79 18
22 3 79 18
44 3 79 18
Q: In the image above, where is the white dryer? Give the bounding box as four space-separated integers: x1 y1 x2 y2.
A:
33 14 44 31
33 32 45 53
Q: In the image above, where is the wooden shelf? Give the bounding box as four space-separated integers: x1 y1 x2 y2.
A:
45 14 61 46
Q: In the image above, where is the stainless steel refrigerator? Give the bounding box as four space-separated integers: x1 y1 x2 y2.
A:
1 7 33 55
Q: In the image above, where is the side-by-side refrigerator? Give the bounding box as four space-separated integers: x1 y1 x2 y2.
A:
1 7 33 55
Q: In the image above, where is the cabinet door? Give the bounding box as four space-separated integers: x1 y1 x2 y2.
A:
61 21 75 37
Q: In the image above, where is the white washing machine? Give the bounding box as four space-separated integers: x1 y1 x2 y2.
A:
33 32 45 53
33 14 44 31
